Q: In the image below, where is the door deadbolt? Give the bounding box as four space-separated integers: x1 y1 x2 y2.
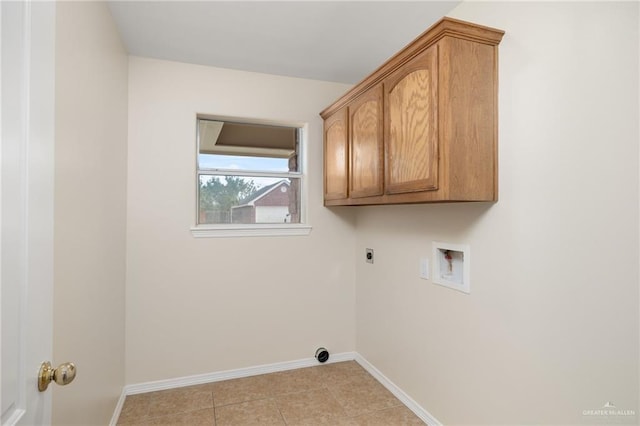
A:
38 361 76 392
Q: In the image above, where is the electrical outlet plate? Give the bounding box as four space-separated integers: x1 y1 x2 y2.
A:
365 248 374 264
432 242 470 293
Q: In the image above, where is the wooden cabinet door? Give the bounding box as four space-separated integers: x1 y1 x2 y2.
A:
349 85 383 198
384 46 438 194
323 107 349 201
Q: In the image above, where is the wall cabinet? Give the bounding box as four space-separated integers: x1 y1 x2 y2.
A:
321 18 504 206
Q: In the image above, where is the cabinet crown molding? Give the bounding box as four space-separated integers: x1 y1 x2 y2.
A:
320 17 504 119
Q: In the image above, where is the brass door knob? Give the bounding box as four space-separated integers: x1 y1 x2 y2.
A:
38 361 76 392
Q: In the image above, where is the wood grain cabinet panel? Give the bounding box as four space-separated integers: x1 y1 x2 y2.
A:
320 17 504 206
349 85 383 198
384 47 438 194
323 107 348 201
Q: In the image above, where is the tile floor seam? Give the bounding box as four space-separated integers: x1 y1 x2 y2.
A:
276 401 287 426
323 382 351 418
213 395 273 408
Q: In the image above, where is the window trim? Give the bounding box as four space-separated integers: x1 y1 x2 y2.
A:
193 116 310 237
190 223 312 238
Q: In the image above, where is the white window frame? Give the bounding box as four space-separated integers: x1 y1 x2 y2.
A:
190 115 311 238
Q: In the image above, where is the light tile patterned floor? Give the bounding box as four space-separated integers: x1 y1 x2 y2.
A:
117 361 425 425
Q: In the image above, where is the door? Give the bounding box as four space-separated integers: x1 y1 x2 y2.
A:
349 84 383 199
323 106 349 201
384 45 439 194
1 1 56 425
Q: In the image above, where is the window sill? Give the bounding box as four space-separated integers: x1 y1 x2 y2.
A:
190 224 312 238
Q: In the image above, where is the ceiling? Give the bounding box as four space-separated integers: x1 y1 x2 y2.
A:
107 1 460 84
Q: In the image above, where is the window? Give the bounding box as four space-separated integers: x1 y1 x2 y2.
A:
193 117 309 237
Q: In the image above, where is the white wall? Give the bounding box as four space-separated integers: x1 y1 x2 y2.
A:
354 2 639 425
54 2 128 424
126 57 356 384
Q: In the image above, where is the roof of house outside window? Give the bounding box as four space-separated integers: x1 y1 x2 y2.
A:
232 180 290 209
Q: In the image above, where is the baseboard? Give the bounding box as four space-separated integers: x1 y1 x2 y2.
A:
124 351 356 395
110 351 441 426
109 390 127 426
354 353 442 426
